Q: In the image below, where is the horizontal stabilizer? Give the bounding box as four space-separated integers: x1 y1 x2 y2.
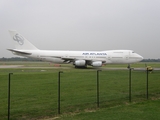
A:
7 49 32 55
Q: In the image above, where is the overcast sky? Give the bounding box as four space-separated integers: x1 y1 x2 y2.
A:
0 0 160 59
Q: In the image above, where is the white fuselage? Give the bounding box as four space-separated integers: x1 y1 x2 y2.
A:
13 49 143 65
8 30 143 68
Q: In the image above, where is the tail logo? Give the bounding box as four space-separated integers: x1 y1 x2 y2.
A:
13 34 24 45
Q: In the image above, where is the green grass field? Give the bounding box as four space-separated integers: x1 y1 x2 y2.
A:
0 62 160 120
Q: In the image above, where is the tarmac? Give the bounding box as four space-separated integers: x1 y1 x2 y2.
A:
0 65 160 71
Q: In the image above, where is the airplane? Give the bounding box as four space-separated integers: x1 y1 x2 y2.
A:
8 30 143 68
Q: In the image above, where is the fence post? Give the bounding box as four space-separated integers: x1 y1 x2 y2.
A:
129 68 132 102
8 73 13 120
146 68 149 99
58 71 63 114
97 70 101 108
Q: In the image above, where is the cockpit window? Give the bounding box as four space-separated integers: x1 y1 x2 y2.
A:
132 51 135 53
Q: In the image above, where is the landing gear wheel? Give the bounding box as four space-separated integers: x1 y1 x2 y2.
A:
127 64 130 69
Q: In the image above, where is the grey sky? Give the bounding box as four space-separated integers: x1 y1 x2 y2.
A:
0 0 160 59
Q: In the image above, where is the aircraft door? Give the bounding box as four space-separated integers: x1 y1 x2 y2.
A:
125 51 130 60
106 54 112 63
108 54 111 60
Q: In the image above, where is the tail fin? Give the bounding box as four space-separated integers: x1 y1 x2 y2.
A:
9 30 38 50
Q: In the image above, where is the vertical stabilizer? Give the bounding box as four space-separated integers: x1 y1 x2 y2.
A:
9 30 38 50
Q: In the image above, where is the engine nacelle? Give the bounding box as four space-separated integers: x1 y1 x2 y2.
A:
91 61 102 67
74 60 86 67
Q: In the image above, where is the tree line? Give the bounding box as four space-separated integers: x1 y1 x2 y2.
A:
0 57 40 61
0 57 160 62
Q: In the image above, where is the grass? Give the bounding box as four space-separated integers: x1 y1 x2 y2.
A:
59 99 160 120
0 62 160 119
1 61 160 68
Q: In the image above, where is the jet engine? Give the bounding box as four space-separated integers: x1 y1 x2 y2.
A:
91 61 102 67
74 60 86 67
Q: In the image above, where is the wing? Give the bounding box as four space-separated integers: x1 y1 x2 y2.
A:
55 56 106 65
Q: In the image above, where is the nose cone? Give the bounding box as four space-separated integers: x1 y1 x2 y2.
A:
140 56 143 61
138 54 143 62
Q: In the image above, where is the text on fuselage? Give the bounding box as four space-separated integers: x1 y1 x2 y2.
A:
82 53 107 55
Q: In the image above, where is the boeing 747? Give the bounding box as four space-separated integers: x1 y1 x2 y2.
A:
8 30 143 68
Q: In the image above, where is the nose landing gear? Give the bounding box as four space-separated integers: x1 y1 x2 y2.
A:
127 64 130 69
